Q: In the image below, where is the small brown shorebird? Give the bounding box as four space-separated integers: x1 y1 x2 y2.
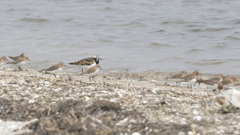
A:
200 73 223 86
7 56 31 71
168 70 188 79
42 62 65 72
0 56 8 64
222 77 237 88
41 62 65 77
69 55 102 73
9 53 25 61
177 71 200 90
81 64 102 81
213 76 236 92
7 56 30 64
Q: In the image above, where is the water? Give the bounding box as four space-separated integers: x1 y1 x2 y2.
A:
1 0 240 75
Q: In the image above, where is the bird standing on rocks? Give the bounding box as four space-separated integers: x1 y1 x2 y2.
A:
69 55 102 73
81 64 102 81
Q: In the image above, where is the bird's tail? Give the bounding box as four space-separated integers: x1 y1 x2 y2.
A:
69 62 77 65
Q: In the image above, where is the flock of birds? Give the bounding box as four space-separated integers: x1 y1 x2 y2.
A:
0 53 238 89
0 53 102 81
167 70 237 91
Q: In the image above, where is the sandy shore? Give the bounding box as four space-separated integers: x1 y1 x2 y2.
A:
0 67 239 135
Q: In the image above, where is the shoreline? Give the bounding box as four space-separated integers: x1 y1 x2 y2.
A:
0 67 239 135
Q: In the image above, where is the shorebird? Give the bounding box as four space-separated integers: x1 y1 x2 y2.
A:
69 55 102 73
212 76 237 92
0 56 8 64
7 56 30 65
9 53 25 61
42 62 65 72
177 71 200 90
7 56 31 71
165 70 188 86
41 62 65 77
81 64 102 81
168 70 188 79
217 82 224 92
201 73 223 85
222 76 237 87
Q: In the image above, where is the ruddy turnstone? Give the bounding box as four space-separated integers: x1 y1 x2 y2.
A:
69 55 102 73
0 56 8 64
42 62 65 72
177 71 200 90
81 64 102 81
9 53 25 61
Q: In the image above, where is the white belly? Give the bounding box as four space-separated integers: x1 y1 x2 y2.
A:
80 63 96 70
83 69 99 77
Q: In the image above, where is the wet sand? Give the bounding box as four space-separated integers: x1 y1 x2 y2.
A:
0 67 239 135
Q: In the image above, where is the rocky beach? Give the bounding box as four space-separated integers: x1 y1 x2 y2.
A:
0 67 239 135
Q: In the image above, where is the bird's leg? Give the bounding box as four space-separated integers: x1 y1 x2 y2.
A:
82 69 83 74
18 66 23 71
176 82 179 87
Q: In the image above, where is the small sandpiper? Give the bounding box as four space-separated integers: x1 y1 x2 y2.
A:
169 70 188 79
9 53 25 61
81 64 102 81
42 62 65 72
177 71 200 90
222 76 237 87
0 56 8 64
7 56 30 64
69 55 102 73
7 56 31 71
165 70 188 86
198 73 223 89
201 73 223 86
41 62 65 77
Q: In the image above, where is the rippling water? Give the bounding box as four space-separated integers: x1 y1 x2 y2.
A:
1 0 240 74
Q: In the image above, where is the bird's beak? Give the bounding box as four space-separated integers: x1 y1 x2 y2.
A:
28 58 31 61
6 58 9 61
100 58 103 60
100 67 103 70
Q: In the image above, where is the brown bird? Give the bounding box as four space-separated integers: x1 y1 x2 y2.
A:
7 56 30 64
69 55 102 73
201 73 224 86
215 77 237 92
222 76 237 86
82 64 102 81
169 70 187 79
177 71 200 89
217 82 224 91
42 62 65 72
0 56 8 64
180 71 199 82
9 53 25 61
7 56 31 71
